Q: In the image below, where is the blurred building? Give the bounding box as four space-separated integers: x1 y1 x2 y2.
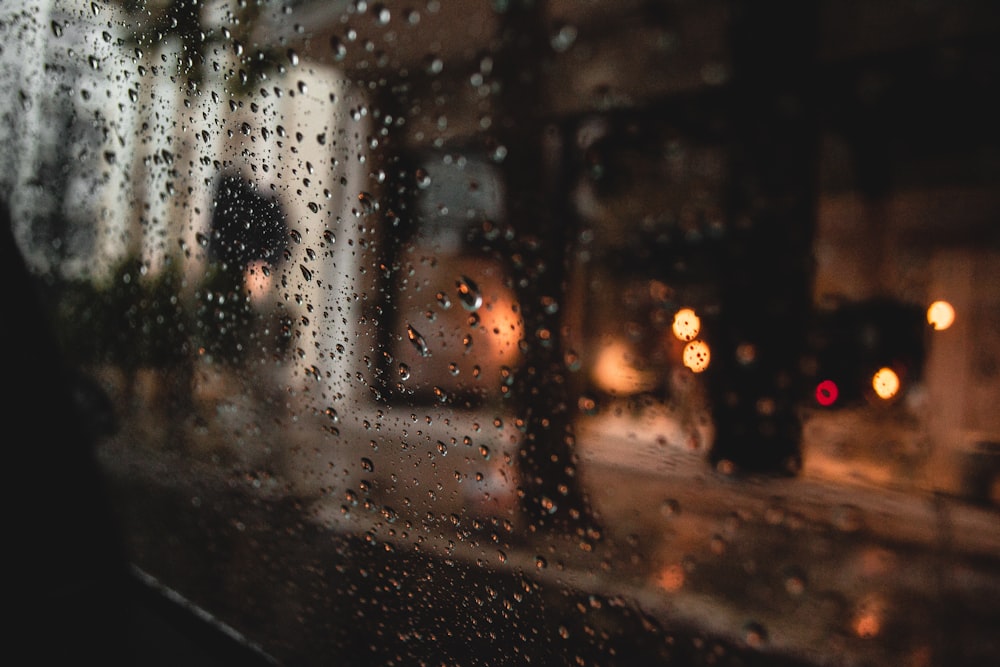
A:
4 0 999 501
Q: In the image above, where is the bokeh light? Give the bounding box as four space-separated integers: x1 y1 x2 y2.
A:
872 367 900 400
682 340 711 373
926 300 955 331
671 308 701 341
656 563 685 592
815 379 839 406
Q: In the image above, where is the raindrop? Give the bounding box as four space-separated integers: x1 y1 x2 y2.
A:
456 275 482 311
357 191 376 215
361 457 375 472
564 349 582 372
424 55 443 75
324 407 339 423
535 556 548 569
287 49 299 66
307 202 319 213
743 621 768 648
415 167 432 189
330 36 347 61
51 21 63 38
373 4 391 25
660 499 681 517
783 568 807 596
300 265 313 281
435 291 451 309
436 441 448 456
398 363 411 381
406 324 430 357
550 23 578 52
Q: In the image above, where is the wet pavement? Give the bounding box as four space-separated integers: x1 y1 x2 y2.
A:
90 365 1000 666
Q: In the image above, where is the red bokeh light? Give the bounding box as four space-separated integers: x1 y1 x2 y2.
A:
815 379 838 406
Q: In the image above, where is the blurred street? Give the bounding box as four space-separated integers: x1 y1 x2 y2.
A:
93 363 1000 667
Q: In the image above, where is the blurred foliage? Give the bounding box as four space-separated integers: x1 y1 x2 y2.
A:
43 254 256 370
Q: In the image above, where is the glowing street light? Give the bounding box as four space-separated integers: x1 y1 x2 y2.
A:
815 379 839 406
672 308 701 341
926 300 955 331
871 367 900 400
682 340 711 373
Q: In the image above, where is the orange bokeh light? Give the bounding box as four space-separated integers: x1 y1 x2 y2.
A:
672 308 701 341
656 563 685 592
682 340 711 373
872 367 900 400
926 300 955 331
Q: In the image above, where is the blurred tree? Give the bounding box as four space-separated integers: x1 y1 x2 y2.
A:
494 0 601 542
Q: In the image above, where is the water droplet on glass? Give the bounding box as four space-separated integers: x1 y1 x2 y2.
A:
324 407 339 423
307 202 319 213
361 457 374 472
357 191 376 215
398 363 411 381
300 265 313 281
415 167 432 189
456 276 482 311
550 24 578 52
373 4 391 25
743 621 768 648
435 291 451 310
406 324 430 357
287 49 299 66
330 36 347 61
660 499 681 517
436 441 448 456
424 55 443 75
51 21 63 38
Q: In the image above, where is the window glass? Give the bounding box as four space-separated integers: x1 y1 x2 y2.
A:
5 1 1000 665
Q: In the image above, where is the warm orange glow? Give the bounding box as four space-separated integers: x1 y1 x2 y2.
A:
656 563 685 592
244 259 274 305
592 339 657 394
682 340 711 373
482 295 524 364
671 308 701 341
853 611 881 638
926 300 955 331
872 367 900 400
